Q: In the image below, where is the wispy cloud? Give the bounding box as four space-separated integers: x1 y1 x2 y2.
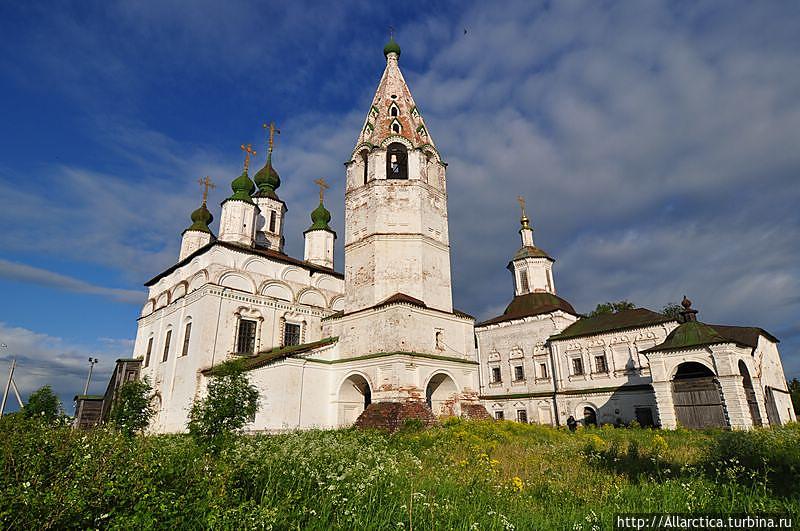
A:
0 259 144 304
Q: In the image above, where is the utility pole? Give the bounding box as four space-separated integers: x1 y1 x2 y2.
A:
1 344 18 417
83 357 99 396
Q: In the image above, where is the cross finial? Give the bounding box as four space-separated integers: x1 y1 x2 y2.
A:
389 25 394 40
262 121 281 155
197 176 215 205
240 144 256 172
517 195 531 228
314 177 329 202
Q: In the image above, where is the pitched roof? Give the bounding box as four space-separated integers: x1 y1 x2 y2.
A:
378 292 427 308
202 336 339 375
510 245 553 262
321 292 474 322
353 45 435 153
144 240 343 286
477 292 578 327
548 308 675 341
643 322 777 354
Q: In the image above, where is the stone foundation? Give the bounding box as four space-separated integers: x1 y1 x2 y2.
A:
354 401 438 433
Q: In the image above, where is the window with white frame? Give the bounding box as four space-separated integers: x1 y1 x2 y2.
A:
236 319 257 354
594 355 608 373
284 322 301 347
517 409 528 423
144 337 153 367
571 357 584 376
495 410 505 420
513 365 525 381
181 322 192 357
539 362 548 379
490 366 502 383
519 270 530 293
162 329 172 363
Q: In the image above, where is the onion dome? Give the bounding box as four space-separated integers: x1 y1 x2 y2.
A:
253 152 281 199
228 170 255 204
383 37 401 58
185 203 214 233
308 200 332 231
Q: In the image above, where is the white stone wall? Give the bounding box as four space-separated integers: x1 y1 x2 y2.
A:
218 200 258 246
135 244 345 433
254 196 286 252
304 229 335 269
179 230 212 261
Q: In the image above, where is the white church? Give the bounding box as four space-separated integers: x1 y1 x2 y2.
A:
130 39 796 433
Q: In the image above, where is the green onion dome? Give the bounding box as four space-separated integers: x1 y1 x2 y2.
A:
308 201 332 231
253 152 281 199
186 203 213 233
229 170 255 203
383 37 401 58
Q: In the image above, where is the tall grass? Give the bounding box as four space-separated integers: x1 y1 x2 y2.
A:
1 414 797 530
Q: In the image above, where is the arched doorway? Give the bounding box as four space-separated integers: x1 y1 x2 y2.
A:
739 361 762 427
671 362 727 429
425 373 458 416
583 406 597 427
338 374 371 426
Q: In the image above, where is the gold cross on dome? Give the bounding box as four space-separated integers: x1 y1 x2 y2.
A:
517 195 527 218
262 121 281 154
197 176 215 204
389 25 394 40
314 177 329 201
240 144 256 172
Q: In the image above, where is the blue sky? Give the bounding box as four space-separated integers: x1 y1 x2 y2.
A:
1 0 799 411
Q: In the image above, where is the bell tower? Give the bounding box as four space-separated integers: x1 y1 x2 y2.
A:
343 37 452 313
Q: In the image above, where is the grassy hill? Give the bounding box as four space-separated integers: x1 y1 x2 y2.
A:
1 415 798 529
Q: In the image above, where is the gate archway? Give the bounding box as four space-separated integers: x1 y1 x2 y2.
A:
739 361 762 427
671 362 727 429
338 374 371 426
425 373 458 416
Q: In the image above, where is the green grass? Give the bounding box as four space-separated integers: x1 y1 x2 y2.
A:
1 415 798 530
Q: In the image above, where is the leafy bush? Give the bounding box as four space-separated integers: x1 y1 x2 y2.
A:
23 385 63 422
109 377 156 436
187 359 259 451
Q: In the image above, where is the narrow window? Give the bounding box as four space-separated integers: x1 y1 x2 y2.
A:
181 322 192 357
513 365 525 381
517 409 528 423
269 211 277 233
390 105 398 117
595 355 608 373
572 357 584 376
162 330 172 363
435 330 444 350
386 142 408 179
392 122 401 134
284 322 301 346
491 366 502 383
495 411 505 420
237 319 257 354
539 362 548 379
144 337 153 367
361 150 369 185
519 270 530 293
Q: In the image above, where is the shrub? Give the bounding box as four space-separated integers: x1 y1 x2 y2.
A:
187 359 258 450
109 377 156 436
23 385 62 422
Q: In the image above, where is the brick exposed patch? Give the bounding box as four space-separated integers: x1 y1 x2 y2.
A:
461 403 493 420
354 402 438 433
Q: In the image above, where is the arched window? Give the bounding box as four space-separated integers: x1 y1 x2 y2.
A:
390 103 399 117
361 150 369 185
386 142 408 179
391 121 401 134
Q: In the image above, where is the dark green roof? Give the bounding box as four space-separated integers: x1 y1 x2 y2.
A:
203 337 339 375
549 308 674 341
477 292 577 327
643 321 747 354
306 200 333 232
511 245 553 262
185 203 214 234
383 37 401 58
253 152 281 199
228 170 255 204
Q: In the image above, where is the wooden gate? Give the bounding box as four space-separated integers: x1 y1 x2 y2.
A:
672 377 727 429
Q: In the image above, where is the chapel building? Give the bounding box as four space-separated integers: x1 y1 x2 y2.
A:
124 39 796 433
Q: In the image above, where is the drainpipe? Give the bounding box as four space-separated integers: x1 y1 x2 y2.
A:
549 341 560 426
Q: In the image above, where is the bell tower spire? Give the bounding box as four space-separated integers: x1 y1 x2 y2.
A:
507 196 556 295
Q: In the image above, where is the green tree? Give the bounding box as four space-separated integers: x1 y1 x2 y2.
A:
789 378 800 416
188 359 259 450
661 302 683 320
109 377 156 436
24 385 63 422
586 300 636 317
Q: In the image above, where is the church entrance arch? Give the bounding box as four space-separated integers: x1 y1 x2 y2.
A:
583 406 597 427
425 372 458 417
671 362 727 429
739 361 762 427
338 374 371 426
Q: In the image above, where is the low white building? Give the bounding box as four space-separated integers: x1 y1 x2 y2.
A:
130 38 795 433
